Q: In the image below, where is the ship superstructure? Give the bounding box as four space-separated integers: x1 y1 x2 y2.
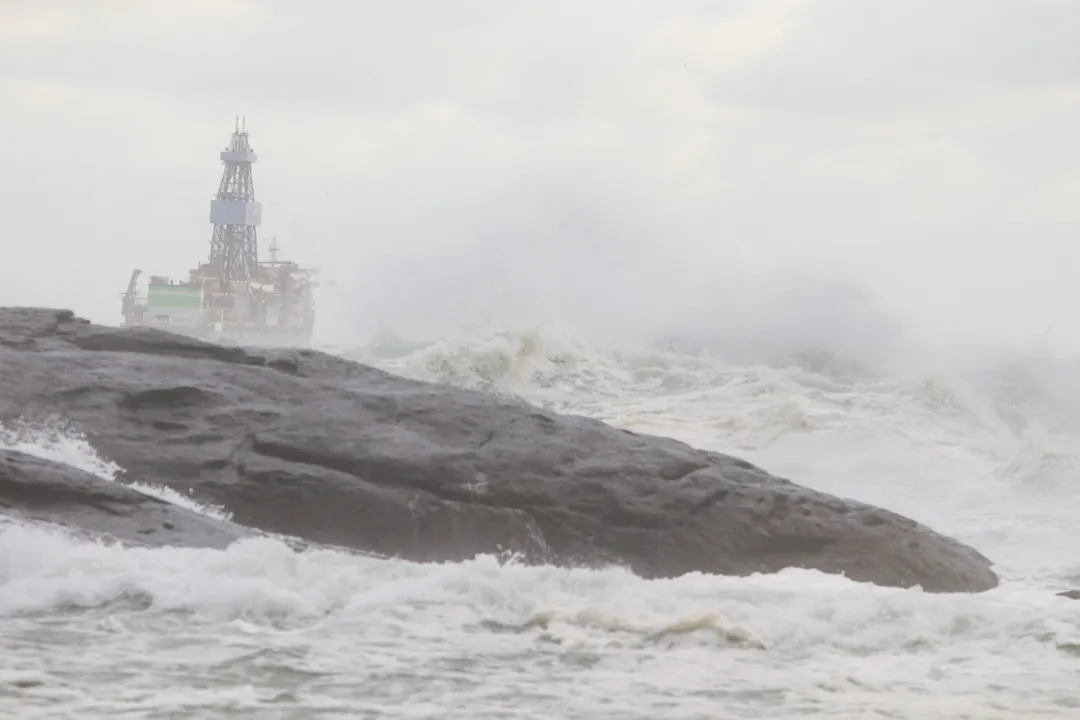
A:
120 119 316 346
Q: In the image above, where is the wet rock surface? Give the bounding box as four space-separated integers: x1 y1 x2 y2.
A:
0 307 1000 592
0 448 251 549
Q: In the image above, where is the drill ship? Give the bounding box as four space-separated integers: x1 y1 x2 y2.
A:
120 119 316 347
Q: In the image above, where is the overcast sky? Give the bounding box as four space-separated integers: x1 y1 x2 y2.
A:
2 0 1080 356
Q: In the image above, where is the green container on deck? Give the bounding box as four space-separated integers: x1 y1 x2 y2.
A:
147 283 204 310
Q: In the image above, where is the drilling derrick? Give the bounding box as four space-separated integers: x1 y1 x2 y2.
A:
209 117 261 285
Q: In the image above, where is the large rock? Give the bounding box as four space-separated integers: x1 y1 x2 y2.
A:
0 448 251 549
0 307 999 592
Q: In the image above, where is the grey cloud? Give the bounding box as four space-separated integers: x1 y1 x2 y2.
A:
0 0 767 117
714 0 1080 115
4 0 1080 350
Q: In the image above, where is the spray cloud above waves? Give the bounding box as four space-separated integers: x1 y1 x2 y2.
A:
321 170 927 376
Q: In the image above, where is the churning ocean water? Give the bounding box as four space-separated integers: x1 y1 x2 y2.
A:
2 327 1080 719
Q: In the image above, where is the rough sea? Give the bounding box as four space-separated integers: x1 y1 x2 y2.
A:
2 326 1079 718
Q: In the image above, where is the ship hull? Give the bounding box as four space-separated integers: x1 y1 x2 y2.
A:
122 259 317 350
124 312 314 349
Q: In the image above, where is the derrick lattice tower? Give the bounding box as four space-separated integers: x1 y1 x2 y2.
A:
209 117 261 284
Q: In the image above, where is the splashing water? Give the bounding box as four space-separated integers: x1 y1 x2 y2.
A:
0 421 232 522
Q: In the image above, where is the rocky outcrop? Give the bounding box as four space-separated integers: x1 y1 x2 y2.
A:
0 307 1000 592
0 448 251 549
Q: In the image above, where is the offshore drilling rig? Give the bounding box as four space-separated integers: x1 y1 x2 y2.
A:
120 119 316 346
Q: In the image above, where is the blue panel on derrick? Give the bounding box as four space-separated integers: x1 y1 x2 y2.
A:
210 199 262 226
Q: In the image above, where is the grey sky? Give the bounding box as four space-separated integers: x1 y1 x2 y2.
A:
2 0 1079 355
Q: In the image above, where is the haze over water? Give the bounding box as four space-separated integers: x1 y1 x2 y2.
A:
3 1 1080 717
